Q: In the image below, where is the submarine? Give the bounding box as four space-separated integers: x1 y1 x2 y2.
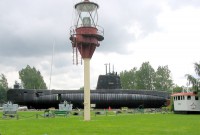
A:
7 72 170 109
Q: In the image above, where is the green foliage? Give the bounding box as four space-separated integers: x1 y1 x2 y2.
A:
120 68 137 89
120 62 174 91
0 85 7 103
172 85 183 93
154 66 173 91
0 74 8 89
19 65 47 89
185 62 200 92
169 97 174 112
79 86 84 90
194 62 200 76
0 74 8 103
136 62 155 90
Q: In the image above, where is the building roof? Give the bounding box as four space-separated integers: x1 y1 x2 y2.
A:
171 92 197 97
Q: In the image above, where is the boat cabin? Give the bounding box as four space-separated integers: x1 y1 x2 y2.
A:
171 92 200 114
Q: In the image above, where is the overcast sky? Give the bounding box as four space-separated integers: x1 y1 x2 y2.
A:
1 0 200 90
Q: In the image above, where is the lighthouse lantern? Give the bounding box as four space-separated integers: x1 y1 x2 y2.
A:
75 1 99 27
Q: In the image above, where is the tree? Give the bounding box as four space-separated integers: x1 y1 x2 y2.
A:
154 66 173 91
120 62 174 91
185 62 200 92
173 85 183 93
120 68 137 89
79 86 84 90
0 74 8 103
136 62 155 90
19 65 47 89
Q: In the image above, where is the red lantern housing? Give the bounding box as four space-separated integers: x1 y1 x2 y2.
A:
70 0 104 63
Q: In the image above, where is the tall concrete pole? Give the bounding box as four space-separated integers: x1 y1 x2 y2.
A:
84 58 90 121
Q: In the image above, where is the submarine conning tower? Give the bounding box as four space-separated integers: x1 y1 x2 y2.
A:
96 73 122 90
96 64 122 90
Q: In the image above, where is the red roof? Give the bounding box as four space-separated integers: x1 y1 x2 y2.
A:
171 92 197 97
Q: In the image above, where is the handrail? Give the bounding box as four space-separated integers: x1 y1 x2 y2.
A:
70 25 104 38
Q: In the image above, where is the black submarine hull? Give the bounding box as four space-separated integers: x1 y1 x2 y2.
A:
7 89 169 109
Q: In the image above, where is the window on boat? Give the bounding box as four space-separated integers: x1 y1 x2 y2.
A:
178 96 180 100
187 96 191 100
195 96 199 100
174 97 176 100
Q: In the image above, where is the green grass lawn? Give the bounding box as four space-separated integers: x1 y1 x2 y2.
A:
0 111 200 135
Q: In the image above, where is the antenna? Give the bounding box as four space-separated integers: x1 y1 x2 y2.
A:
109 63 111 74
113 65 115 73
49 40 55 90
104 63 108 75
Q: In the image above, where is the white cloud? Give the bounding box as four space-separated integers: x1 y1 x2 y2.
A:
1 0 200 90
124 5 200 86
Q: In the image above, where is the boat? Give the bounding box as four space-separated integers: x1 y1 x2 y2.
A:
171 92 200 114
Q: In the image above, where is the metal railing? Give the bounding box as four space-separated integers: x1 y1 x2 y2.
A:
70 25 104 38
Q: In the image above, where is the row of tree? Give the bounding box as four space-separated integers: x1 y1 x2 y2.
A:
120 62 173 91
